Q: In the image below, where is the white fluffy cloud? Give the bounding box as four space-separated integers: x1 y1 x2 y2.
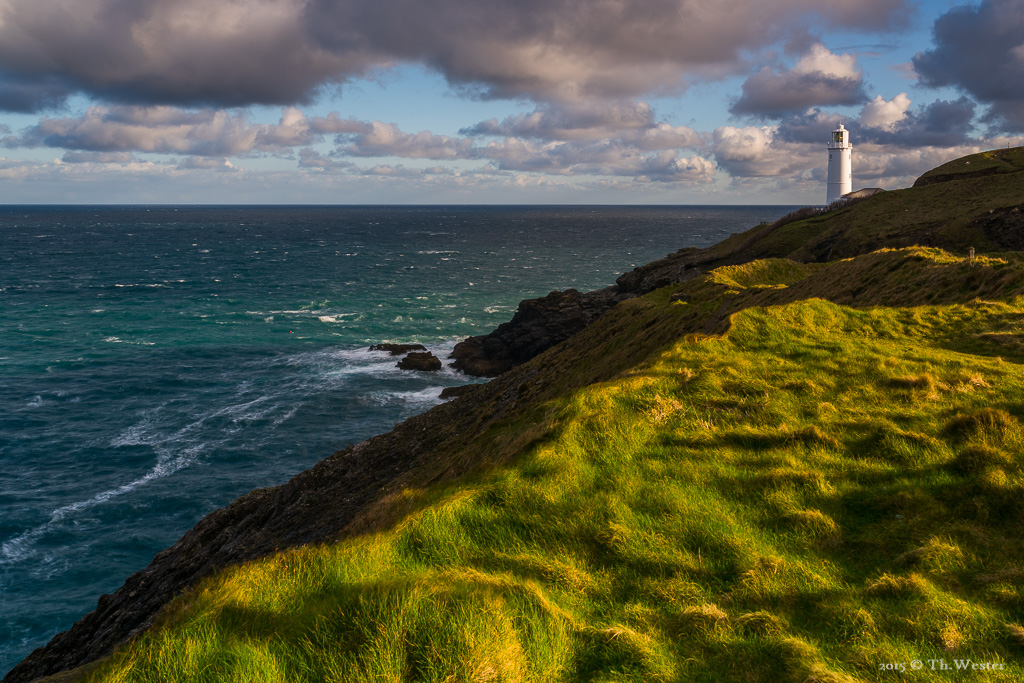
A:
859 93 911 130
6 101 717 184
711 126 816 177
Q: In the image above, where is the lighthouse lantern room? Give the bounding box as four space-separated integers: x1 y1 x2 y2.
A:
826 123 852 205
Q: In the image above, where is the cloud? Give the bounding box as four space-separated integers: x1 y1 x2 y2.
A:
775 96 978 149
308 113 372 135
731 43 867 117
0 122 15 148
476 136 716 182
11 102 708 182
712 125 817 177
0 0 913 111
774 109 845 144
463 101 657 140
859 93 911 131
712 102 1007 197
336 121 475 159
913 0 1024 130
0 155 39 179
0 73 71 113
306 0 909 102
0 0 360 111
858 96 978 147
13 105 354 155
61 150 136 163
177 156 238 171
461 100 704 151
358 164 454 178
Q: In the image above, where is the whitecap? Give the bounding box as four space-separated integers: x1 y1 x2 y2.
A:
371 387 445 406
317 314 360 323
271 405 300 427
101 336 155 345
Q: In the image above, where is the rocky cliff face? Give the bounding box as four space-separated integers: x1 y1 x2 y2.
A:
448 247 718 377
449 287 623 376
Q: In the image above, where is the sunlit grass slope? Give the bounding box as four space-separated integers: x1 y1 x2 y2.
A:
87 251 1024 682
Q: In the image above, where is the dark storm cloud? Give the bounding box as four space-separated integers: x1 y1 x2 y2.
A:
913 0 1024 130
894 97 977 146
775 97 978 148
0 73 71 113
774 109 845 144
304 0 909 101
731 71 866 116
0 0 366 111
0 0 911 112
730 44 867 117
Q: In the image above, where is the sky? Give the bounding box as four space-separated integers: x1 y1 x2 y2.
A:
0 0 1022 204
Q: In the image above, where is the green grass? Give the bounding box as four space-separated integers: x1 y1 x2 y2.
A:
916 147 1024 186
84 248 1024 682
707 147 1024 266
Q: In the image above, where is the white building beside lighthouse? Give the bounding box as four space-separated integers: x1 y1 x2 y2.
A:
826 123 852 205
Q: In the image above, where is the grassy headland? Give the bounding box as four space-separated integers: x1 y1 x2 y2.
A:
27 149 1024 682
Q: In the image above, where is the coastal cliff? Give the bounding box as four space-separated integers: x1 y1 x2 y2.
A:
8 147 1024 682
449 144 1024 378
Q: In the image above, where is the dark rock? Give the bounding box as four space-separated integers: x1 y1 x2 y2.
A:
397 352 442 371
448 247 724 378
978 204 1024 251
439 384 481 400
369 343 427 355
450 287 624 377
615 247 704 294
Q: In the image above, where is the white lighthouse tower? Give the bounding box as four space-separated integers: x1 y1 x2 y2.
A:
826 123 852 205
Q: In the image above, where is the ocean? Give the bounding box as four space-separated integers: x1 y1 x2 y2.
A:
0 205 796 674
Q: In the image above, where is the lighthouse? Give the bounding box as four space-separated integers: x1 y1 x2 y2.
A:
826 123 852 205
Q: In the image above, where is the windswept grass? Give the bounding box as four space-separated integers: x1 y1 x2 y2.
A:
83 252 1024 682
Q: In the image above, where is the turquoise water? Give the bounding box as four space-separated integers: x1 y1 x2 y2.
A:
0 205 795 674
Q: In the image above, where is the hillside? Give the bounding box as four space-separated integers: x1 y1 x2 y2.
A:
452 149 1024 377
7 148 1024 682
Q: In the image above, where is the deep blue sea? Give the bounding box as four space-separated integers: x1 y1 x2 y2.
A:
0 205 796 674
